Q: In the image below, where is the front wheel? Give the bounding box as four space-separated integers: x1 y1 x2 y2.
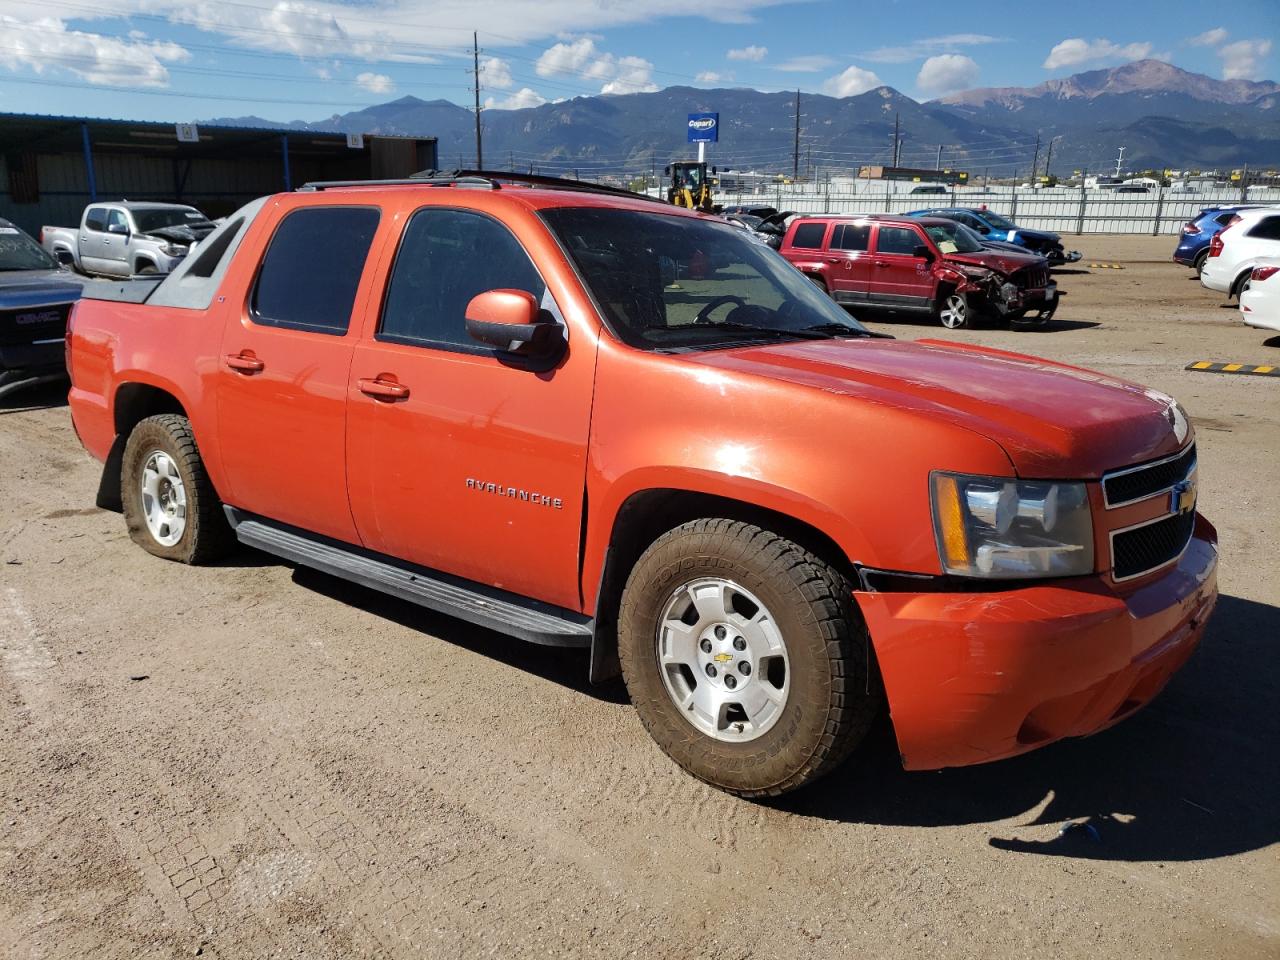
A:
121 414 233 563
937 290 970 329
617 519 880 798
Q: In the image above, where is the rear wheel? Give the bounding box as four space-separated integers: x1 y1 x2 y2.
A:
1193 250 1209 276
136 263 159 276
1231 271 1251 301
121 414 233 564
617 519 880 798
937 290 970 329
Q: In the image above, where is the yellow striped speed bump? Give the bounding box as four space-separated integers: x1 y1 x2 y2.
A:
1086 262 1125 269
1186 360 1280 377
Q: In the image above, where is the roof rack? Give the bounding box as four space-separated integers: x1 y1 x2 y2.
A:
299 169 667 204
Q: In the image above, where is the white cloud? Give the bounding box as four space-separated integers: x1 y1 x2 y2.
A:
601 55 657 94
0 15 189 87
822 64 882 97
696 70 723 83
726 45 766 62
536 37 656 94
1188 27 1228 48
355 71 393 94
1219 38 1272 80
860 33 1003 64
1043 37 1153 70
916 54 978 96
484 86 547 110
482 56 512 89
774 54 834 73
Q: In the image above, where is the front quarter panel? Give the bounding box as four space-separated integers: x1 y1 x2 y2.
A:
581 337 1014 609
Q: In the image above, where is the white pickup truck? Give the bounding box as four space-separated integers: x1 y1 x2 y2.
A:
41 201 216 277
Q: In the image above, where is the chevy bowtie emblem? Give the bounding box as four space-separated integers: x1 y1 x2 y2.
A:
1169 479 1196 516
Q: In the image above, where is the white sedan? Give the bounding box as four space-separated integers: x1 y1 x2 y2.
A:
1239 258 1280 335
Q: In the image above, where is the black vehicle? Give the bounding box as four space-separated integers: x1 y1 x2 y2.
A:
0 218 83 400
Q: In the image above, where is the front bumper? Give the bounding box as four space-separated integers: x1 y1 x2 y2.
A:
856 514 1218 771
1049 249 1082 265
0 340 68 399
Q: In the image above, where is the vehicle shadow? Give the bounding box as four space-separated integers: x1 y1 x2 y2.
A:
1009 319 1102 333
288 564 629 705
1051 268 1092 276
774 593 1279 862
1264 336 1280 349
0 379 69 414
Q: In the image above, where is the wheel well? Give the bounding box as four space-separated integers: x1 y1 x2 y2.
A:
133 255 156 273
805 272 827 290
1232 269 1252 297
587 488 856 682
96 384 188 511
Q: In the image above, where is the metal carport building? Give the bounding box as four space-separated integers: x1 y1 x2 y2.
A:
0 112 438 235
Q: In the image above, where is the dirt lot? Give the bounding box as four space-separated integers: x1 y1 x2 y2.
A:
1 234 1277 960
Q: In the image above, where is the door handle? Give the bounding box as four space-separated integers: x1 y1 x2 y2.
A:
357 377 410 401
825 257 840 264
225 352 265 374
874 261 890 268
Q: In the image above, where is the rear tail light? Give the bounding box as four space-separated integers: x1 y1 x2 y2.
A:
1208 231 1225 258
1182 222 1201 235
1252 266 1280 283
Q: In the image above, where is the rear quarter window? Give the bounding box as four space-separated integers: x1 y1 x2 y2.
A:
1246 216 1280 241
84 208 107 232
789 222 828 250
250 206 380 335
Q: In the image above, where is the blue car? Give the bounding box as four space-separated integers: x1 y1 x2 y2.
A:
1 218 83 401
907 207 1081 265
1173 206 1264 275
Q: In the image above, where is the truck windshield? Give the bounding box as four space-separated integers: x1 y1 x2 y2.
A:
0 227 57 271
541 207 871 351
921 221 985 254
133 208 211 232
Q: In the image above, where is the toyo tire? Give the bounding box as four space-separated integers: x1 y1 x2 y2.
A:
617 519 881 798
121 413 234 564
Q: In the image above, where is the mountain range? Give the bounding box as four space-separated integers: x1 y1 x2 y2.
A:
206 60 1280 175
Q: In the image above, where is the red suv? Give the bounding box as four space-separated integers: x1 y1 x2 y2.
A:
780 214 1058 329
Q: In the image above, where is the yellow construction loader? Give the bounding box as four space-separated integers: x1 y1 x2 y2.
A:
665 161 715 211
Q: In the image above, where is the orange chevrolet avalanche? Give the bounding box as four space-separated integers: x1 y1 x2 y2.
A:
65 173 1216 797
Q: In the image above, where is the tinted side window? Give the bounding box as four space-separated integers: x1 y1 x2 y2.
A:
251 206 379 335
1213 212 1236 227
1246 216 1280 240
790 222 827 249
379 208 547 350
107 209 128 233
832 223 870 251
84 208 107 232
876 226 923 255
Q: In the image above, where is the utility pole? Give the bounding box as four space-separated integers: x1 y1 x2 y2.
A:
935 143 943 170
1114 146 1125 179
805 144 811 181
892 112 900 167
792 89 801 183
472 32 483 170
1044 136 1058 180
1030 133 1041 182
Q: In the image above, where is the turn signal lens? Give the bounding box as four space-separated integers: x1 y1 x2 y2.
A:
932 474 969 570
1251 266 1280 283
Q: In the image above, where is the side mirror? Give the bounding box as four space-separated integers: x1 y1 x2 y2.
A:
977 225 990 235
913 244 934 261
108 222 129 236
465 289 563 363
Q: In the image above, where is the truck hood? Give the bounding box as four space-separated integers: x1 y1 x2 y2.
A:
690 337 1189 478
0 270 84 309
143 222 216 245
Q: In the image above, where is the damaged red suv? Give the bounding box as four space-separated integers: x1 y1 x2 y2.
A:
781 214 1058 329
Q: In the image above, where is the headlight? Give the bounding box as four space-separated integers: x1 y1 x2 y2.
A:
931 472 1094 578
162 242 187 256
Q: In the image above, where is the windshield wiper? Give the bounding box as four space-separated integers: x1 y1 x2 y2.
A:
802 322 895 340
696 321 832 340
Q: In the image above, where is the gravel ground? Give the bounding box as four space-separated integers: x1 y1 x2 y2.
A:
1 235 1276 960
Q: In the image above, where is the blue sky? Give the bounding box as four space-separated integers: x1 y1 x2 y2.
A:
0 0 1275 122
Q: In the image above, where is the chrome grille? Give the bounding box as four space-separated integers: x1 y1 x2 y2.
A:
1014 265 1050 289
1103 444 1196 508
1111 510 1195 581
